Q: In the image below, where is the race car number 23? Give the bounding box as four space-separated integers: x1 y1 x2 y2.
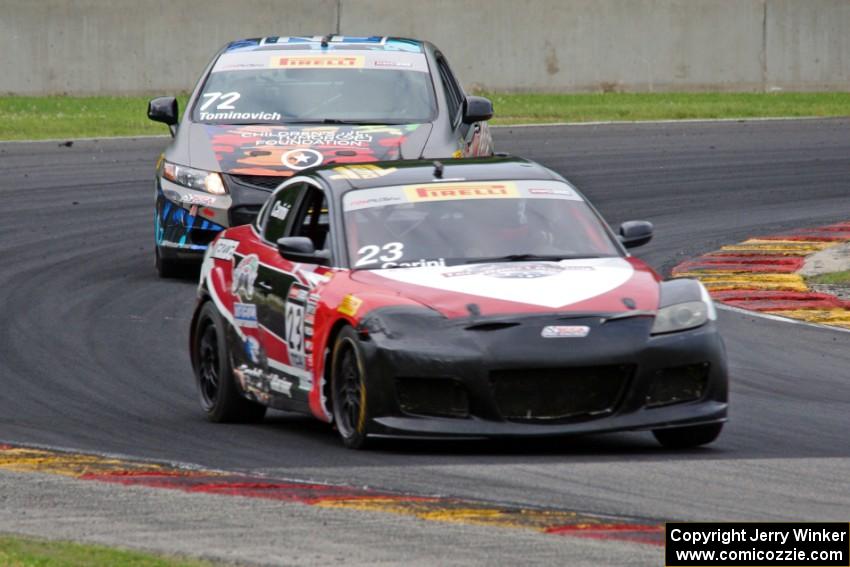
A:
354 242 403 267
284 301 305 365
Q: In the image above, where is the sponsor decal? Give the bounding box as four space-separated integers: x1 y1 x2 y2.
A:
288 285 309 302
232 254 259 299
344 193 407 211
181 193 217 206
205 123 423 177
233 365 271 404
306 301 317 316
282 148 323 170
234 302 258 328
211 238 239 261
330 164 398 180
443 263 566 279
270 200 291 221
405 182 519 202
242 129 375 147
541 325 591 338
243 336 264 365
268 374 293 397
338 294 363 317
270 55 364 69
381 258 446 269
452 149 464 158
200 110 282 122
301 270 332 288
374 60 413 68
528 187 578 198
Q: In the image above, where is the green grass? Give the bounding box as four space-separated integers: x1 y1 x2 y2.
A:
0 95 188 140
0 534 218 567
0 92 848 140
806 270 850 285
482 91 850 125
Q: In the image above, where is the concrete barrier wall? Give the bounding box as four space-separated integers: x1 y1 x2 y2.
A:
2 0 848 95
0 0 338 95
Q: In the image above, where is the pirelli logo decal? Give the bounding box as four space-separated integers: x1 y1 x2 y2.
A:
270 55 365 69
404 182 519 202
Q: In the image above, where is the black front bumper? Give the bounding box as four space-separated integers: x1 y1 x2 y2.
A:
357 310 728 438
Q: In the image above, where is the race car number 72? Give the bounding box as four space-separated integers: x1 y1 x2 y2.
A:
200 91 241 111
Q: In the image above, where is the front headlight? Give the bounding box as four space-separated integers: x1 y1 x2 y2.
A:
651 283 717 335
162 161 226 195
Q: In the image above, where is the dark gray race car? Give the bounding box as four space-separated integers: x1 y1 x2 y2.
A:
147 35 494 277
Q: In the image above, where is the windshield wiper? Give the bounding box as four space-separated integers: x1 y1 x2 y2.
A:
463 254 604 264
207 119 411 126
317 119 408 125
209 121 278 126
273 119 410 125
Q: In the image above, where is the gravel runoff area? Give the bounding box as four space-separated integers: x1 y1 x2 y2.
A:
801 243 850 301
0 468 658 567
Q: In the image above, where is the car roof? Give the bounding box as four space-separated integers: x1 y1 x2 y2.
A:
308 156 565 194
225 36 426 54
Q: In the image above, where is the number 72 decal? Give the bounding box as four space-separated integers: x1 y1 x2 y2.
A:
200 91 241 111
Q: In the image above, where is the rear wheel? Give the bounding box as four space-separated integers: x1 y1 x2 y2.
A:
652 422 723 449
191 301 266 423
155 246 182 279
331 327 371 449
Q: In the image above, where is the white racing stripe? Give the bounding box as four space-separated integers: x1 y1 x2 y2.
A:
373 258 634 308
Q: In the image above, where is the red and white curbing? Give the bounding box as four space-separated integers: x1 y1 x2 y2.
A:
672 221 850 328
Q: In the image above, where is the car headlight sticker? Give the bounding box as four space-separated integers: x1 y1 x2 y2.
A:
162 161 227 195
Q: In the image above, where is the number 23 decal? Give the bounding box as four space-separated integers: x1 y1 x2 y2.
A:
354 242 404 267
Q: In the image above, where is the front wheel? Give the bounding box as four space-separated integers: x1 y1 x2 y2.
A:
652 422 723 449
191 301 266 423
330 326 372 449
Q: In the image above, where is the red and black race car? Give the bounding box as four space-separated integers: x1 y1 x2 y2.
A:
190 157 728 449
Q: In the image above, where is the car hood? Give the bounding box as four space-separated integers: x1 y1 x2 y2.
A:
350 257 661 319
189 123 432 177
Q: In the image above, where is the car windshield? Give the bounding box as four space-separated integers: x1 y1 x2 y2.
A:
193 50 436 124
342 180 621 270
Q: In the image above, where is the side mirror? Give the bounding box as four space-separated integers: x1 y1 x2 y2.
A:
276 236 330 265
618 220 654 248
462 96 494 124
148 97 178 135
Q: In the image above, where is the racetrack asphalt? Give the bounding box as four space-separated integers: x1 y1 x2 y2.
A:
0 118 849 562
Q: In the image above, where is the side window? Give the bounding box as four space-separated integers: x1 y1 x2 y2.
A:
262 183 304 243
290 187 330 251
437 55 464 124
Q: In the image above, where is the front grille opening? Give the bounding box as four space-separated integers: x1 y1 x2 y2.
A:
191 229 220 247
229 205 262 227
228 174 287 191
646 363 709 408
395 377 470 419
490 366 632 422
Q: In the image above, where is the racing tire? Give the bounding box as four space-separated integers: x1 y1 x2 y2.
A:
191 301 267 423
155 246 183 279
330 326 372 450
652 422 723 449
